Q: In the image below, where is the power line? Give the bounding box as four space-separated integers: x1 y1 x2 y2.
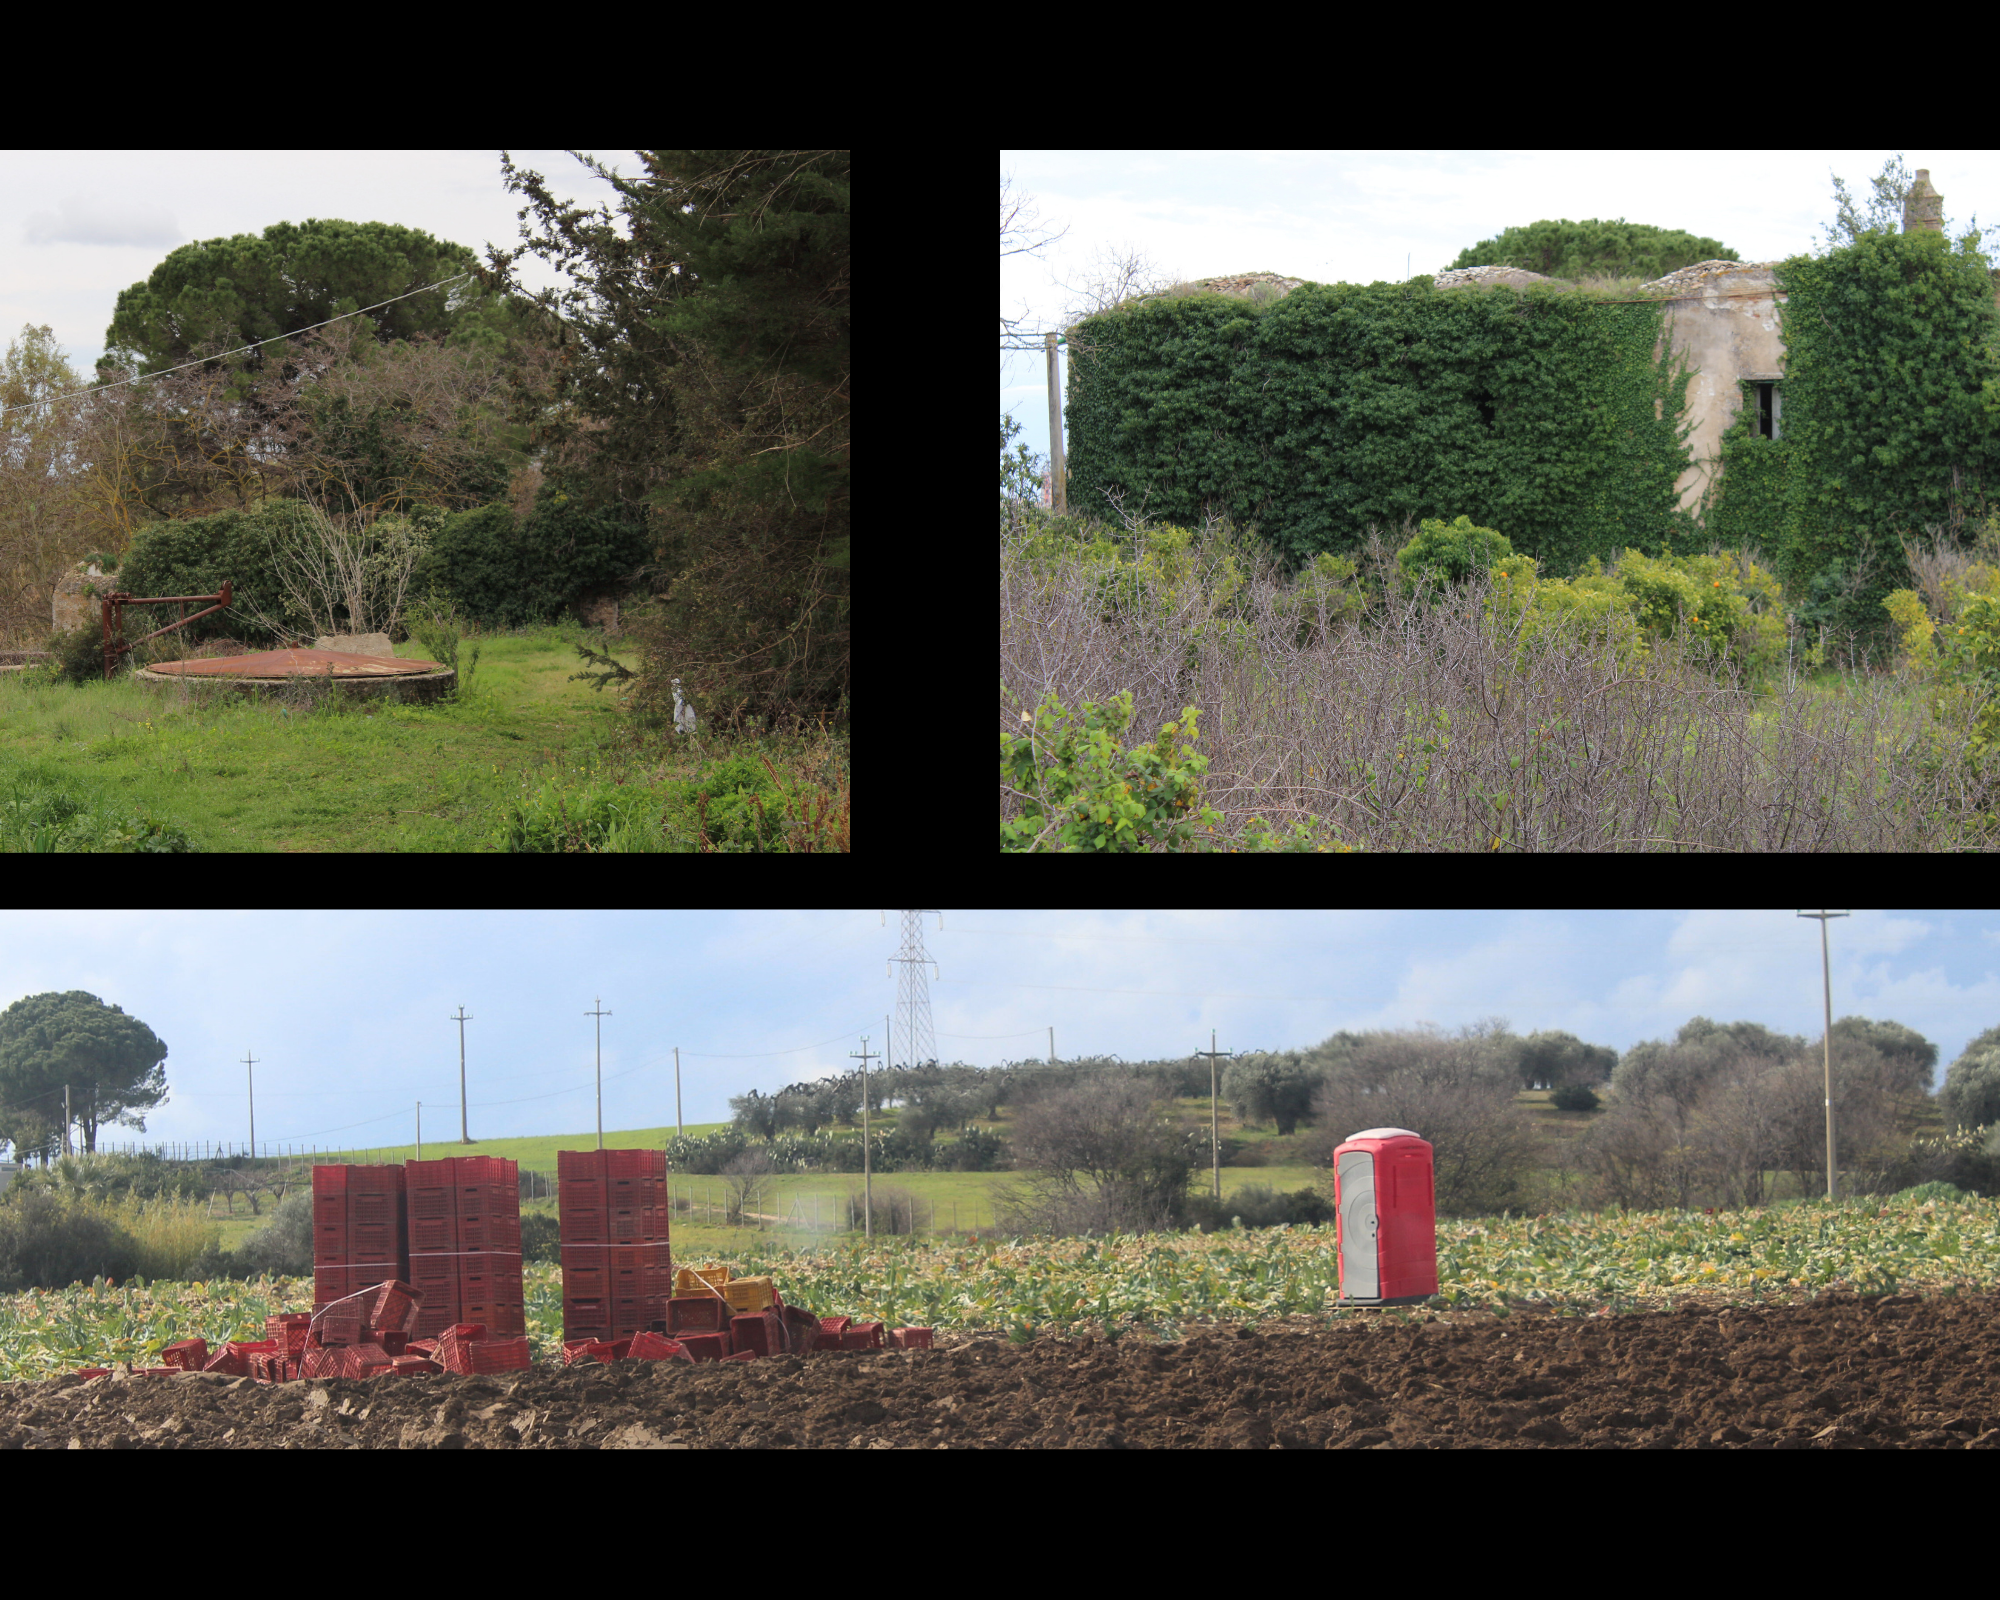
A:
0 269 476 424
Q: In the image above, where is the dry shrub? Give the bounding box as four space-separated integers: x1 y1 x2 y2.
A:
1001 502 2000 851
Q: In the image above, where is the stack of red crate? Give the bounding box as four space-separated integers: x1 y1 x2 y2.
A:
559 1149 670 1343
312 1165 409 1314
406 1156 524 1338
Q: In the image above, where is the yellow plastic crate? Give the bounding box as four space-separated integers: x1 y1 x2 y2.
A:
677 1264 732 1296
720 1276 776 1313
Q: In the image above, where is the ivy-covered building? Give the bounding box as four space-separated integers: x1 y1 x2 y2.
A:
1116 170 1981 540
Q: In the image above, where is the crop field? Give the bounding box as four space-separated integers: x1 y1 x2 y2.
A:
4 1194 1998 1446
9 1193 1994 1384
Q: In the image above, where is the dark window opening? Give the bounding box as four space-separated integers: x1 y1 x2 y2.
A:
1751 380 1781 440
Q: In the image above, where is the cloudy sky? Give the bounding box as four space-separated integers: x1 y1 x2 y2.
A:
0 150 645 397
1000 150 2000 493
2 910 1989 1160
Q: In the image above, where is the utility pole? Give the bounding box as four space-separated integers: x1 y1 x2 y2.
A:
243 1050 259 1160
451 1007 474 1144
1195 1032 1234 1200
852 1037 881 1238
586 998 613 1150
416 1102 422 1161
1045 332 1066 516
674 1047 683 1139
1797 911 1852 1201
63 1083 71 1159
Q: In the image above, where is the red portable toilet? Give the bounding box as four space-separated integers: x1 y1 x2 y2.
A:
1334 1128 1438 1306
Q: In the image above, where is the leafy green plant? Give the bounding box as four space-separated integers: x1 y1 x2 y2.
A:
1000 687 1351 852
1551 1083 1603 1112
1000 688 1220 852
1396 515 1515 601
492 773 648 852
656 753 791 851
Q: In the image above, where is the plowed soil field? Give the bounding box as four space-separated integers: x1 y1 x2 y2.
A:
6 1289 1997 1448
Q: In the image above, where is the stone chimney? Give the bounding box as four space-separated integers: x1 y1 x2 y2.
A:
1903 169 1943 234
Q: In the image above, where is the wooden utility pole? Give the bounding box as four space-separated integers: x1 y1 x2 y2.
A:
1797 911 1851 1200
852 1037 881 1238
586 998 613 1151
243 1050 259 1160
1195 1032 1234 1200
451 1007 474 1144
674 1047 683 1139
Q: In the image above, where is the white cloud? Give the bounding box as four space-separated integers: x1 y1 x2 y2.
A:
23 197 182 249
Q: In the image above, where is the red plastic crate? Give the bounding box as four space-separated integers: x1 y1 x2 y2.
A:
458 1213 521 1252
781 1305 822 1355
409 1214 457 1253
300 1345 344 1379
603 1149 665 1180
842 1322 885 1351
559 1207 608 1243
370 1281 422 1337
348 1165 405 1194
313 1297 367 1348
349 1219 402 1256
267 1313 313 1357
667 1296 732 1335
453 1183 509 1219
405 1159 455 1188
392 1355 442 1376
890 1328 934 1350
607 1206 667 1242
611 1295 668 1336
627 1330 688 1361
562 1297 611 1339
314 1265 354 1305
454 1156 515 1186
484 1302 527 1339
159 1338 208 1371
409 1186 454 1220
557 1150 605 1180
677 1332 731 1362
414 1305 461 1339
559 1177 607 1212
347 1190 398 1225
312 1166 349 1198
562 1337 631 1366
730 1310 787 1357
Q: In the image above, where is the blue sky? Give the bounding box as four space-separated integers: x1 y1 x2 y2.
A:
4 911 1986 1159
0 150 641 393
1000 150 2000 497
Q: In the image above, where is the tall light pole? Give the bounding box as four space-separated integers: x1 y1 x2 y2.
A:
1195 1033 1234 1200
451 1007 474 1144
586 998 613 1150
243 1050 259 1160
1797 911 1851 1201
852 1037 880 1238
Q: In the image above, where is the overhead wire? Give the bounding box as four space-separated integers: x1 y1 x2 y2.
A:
0 269 478 425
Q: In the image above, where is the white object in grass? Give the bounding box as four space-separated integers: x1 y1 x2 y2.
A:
672 678 697 734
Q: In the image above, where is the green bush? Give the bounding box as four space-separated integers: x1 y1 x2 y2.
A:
236 1190 313 1278
1892 1181 1972 1204
1550 1082 1602 1112
1396 515 1515 601
412 487 651 633
116 500 332 648
934 1126 1010 1172
520 1210 562 1264
40 624 109 688
658 753 791 851
1184 1184 1334 1233
0 1191 141 1291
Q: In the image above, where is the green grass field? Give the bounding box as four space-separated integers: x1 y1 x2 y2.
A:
0 617 848 852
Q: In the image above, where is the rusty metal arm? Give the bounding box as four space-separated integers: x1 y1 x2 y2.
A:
101 581 233 680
